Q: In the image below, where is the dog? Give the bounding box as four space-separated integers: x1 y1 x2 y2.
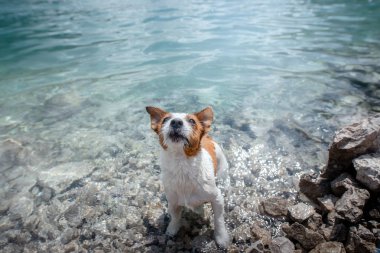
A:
146 106 229 248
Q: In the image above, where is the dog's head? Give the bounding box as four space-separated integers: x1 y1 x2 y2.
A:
146 106 213 156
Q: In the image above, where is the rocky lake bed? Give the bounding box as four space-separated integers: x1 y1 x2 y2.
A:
0 92 379 253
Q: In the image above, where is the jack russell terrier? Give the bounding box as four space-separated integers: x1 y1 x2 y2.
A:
146 106 229 248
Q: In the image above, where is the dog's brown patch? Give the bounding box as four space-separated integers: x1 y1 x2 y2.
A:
146 106 170 149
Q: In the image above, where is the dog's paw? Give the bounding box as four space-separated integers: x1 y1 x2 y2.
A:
166 221 180 236
215 229 230 249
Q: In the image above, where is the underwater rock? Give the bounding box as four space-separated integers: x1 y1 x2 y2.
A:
39 161 96 193
8 196 34 222
0 139 24 171
288 203 315 223
269 237 295 253
309 241 346 253
282 222 325 250
233 223 251 243
345 225 376 253
259 197 289 218
322 114 380 179
330 173 359 197
335 187 370 223
299 173 331 201
353 153 380 192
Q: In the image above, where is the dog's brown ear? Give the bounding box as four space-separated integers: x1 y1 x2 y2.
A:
146 106 168 133
194 106 214 132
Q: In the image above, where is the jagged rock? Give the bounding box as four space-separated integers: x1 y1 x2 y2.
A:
39 161 96 193
288 203 315 223
354 153 380 192
282 222 325 250
309 241 346 253
331 173 359 196
335 187 370 223
270 237 295 253
299 173 331 201
318 194 338 212
60 228 79 244
322 114 380 179
345 225 376 253
260 197 289 218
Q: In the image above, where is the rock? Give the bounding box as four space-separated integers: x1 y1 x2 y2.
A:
282 222 325 250
299 173 331 201
39 161 96 193
331 173 359 196
288 203 315 223
335 187 370 223
309 241 346 253
250 224 272 245
306 213 323 231
318 195 338 212
322 114 380 179
245 239 271 253
345 225 376 253
260 197 289 218
0 217 14 233
354 153 380 192
61 228 79 244
8 196 34 221
0 139 24 171
125 206 143 228
270 237 295 253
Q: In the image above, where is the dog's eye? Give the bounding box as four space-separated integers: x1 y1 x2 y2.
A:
162 117 170 124
188 119 196 125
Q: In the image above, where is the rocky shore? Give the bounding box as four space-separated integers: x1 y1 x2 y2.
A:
258 114 380 253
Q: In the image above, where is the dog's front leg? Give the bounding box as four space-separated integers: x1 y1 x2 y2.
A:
166 201 182 236
211 190 229 248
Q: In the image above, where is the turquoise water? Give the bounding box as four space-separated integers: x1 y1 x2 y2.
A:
1 0 380 251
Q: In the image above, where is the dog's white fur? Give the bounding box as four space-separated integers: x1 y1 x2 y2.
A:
147 109 229 248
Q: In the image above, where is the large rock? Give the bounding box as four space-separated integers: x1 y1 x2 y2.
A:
282 222 325 250
354 153 380 192
260 197 289 218
331 173 359 196
270 237 295 253
299 173 331 201
288 203 315 223
335 187 370 223
322 114 380 179
39 161 96 193
310 241 346 253
345 225 376 253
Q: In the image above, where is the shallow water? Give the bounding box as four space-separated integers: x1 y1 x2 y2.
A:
1 0 380 251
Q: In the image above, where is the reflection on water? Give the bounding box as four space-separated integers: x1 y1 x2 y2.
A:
0 0 380 251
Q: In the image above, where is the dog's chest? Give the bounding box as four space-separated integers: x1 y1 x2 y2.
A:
159 149 215 207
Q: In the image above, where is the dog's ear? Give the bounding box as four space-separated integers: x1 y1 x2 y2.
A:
146 106 168 133
194 106 213 133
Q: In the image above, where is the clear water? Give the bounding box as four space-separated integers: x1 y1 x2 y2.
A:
1 0 380 250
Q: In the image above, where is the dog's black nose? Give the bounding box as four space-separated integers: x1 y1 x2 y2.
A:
170 119 183 129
